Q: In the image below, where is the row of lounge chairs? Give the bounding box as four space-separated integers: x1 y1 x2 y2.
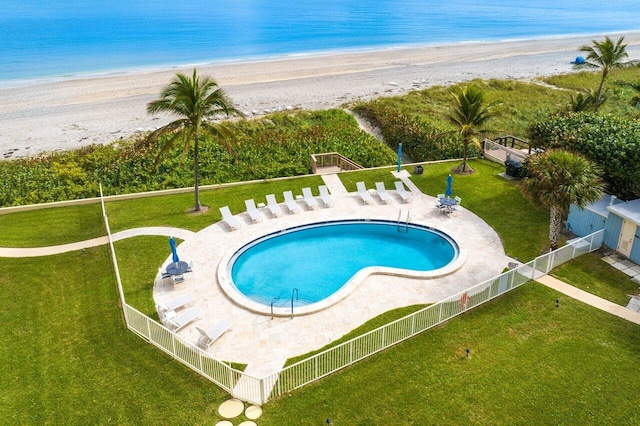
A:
357 181 413 205
220 185 335 231
157 294 232 349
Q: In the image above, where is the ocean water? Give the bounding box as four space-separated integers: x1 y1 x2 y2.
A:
1 0 639 84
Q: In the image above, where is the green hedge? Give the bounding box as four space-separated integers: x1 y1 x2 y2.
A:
0 110 395 207
528 113 640 200
353 102 478 162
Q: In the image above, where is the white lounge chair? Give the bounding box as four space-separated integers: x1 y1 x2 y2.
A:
318 185 335 208
219 206 240 230
283 191 301 214
196 320 232 349
375 182 392 204
156 294 193 315
266 194 283 217
301 187 319 210
356 182 373 205
164 307 203 332
394 181 413 203
244 199 263 223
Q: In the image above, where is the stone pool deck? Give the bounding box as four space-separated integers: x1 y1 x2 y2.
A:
153 171 516 377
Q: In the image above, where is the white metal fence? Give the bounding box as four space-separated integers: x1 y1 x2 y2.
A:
100 182 604 404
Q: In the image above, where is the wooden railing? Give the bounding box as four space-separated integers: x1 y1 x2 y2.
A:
310 152 363 174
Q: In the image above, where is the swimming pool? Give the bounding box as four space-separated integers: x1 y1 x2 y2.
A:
220 220 461 316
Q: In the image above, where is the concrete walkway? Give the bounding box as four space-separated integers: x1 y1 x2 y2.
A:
536 275 640 325
0 226 195 258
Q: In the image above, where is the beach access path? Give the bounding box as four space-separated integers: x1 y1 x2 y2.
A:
1 32 640 158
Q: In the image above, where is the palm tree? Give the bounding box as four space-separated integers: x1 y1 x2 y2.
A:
575 36 636 111
147 69 243 212
444 85 501 174
568 89 598 113
521 150 604 251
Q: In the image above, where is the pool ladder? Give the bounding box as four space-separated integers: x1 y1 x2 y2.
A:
397 210 410 233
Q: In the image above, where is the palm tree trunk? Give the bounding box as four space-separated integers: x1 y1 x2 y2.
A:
549 204 562 250
461 139 469 172
193 134 201 212
595 69 608 111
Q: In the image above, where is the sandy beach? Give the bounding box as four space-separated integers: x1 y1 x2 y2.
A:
1 33 639 159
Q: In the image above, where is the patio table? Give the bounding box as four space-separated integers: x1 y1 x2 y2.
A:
165 261 190 276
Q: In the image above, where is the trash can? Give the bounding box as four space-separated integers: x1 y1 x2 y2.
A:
505 158 522 177
414 165 424 175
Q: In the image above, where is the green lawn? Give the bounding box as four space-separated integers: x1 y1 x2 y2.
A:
2 162 638 424
552 251 639 305
261 283 640 425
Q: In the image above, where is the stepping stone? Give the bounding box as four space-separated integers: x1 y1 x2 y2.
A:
245 405 263 420
239 422 258 426
215 422 233 426
218 398 244 418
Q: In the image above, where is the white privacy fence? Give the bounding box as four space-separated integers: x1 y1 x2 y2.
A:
100 185 604 404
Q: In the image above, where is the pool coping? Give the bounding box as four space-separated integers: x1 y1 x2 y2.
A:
217 219 467 317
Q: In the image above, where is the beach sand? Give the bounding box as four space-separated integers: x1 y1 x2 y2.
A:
1 33 639 158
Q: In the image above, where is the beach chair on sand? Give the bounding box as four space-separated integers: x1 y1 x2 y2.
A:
245 199 264 223
302 187 319 210
164 307 203 332
318 185 335 208
266 194 283 217
156 294 193 315
375 182 392 204
196 320 232 349
283 191 301 214
394 181 413 203
356 182 373 205
219 206 240 230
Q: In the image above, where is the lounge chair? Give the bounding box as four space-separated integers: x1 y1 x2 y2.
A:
266 194 283 217
196 320 232 349
318 185 335 208
244 199 264 223
164 307 203 332
283 191 301 214
375 182 392 204
301 187 319 210
156 294 193 315
356 181 373 205
394 181 413 203
219 206 240 230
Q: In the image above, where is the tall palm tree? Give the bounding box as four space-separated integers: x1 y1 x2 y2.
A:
521 150 604 250
147 69 243 212
576 36 636 111
444 85 501 174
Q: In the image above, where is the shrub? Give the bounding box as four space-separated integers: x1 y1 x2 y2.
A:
528 113 640 200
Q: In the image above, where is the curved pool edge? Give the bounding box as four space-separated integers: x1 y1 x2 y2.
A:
216 219 466 317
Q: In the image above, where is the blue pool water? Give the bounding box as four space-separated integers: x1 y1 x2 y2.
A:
230 220 457 306
1 0 639 83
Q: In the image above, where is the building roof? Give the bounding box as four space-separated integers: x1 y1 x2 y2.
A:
607 198 640 226
584 194 620 217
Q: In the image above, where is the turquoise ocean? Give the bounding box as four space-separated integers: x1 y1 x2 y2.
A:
1 0 639 84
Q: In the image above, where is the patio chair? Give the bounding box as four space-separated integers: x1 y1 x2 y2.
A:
375 182 392 204
219 206 240 231
301 187 319 210
356 181 373 205
156 294 193 315
394 181 413 203
283 191 301 214
454 196 462 204
318 185 335 208
164 307 203 332
244 199 264 223
266 194 283 217
196 320 232 349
